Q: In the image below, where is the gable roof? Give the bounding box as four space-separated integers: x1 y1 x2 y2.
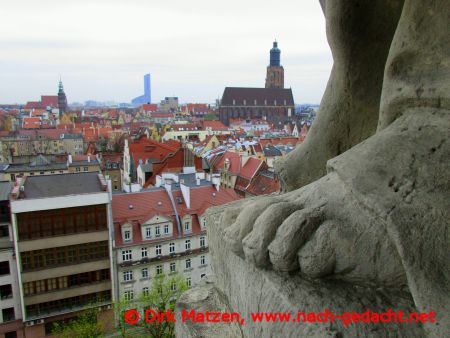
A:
221 87 294 106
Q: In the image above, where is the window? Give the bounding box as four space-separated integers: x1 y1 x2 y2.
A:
123 271 133 282
171 282 177 291
83 166 89 171
169 243 175 254
124 291 133 301
4 331 17 338
142 268 148 279
185 259 191 269
0 261 10 276
184 221 190 232
142 287 149 296
185 240 191 251
201 218 206 229
124 230 131 241
156 265 163 275
155 226 160 237
76 167 81 172
145 227 151 239
200 236 206 248
141 247 148 258
0 284 13 299
164 224 169 234
155 245 162 256
186 277 191 287
170 262 176 273
200 255 206 266
201 273 206 279
122 250 132 262
2 308 15 322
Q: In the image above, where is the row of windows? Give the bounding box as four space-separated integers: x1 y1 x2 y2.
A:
231 99 288 106
122 256 207 282
123 218 207 243
26 290 111 318
17 205 107 240
121 237 206 262
123 275 209 301
23 269 110 296
21 241 109 271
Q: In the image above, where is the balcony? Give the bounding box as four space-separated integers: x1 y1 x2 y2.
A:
26 298 112 322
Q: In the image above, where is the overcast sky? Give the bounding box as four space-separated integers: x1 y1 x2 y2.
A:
0 0 332 105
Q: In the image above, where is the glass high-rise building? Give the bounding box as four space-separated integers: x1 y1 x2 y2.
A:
131 73 151 105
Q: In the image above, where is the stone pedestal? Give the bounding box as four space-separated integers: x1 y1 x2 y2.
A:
176 204 425 338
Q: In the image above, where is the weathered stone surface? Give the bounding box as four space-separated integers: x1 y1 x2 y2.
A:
276 0 405 192
203 206 424 338
177 0 450 337
175 281 243 338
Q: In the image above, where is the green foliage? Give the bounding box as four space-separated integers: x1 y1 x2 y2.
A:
52 307 102 338
115 273 189 338
203 112 217 121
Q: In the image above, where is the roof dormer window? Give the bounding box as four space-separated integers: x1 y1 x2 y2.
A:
122 224 132 242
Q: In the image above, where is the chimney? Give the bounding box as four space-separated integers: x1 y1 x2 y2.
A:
180 182 190 209
211 174 220 192
68 154 73 164
196 178 200 186
88 155 91 163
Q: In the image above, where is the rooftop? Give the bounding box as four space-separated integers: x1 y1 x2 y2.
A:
19 172 106 199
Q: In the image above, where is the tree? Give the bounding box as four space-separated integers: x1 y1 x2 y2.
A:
115 273 188 338
52 307 102 338
203 112 217 121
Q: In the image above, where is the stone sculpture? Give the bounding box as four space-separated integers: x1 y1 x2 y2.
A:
176 0 449 337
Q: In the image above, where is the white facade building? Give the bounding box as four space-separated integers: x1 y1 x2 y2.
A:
112 173 239 302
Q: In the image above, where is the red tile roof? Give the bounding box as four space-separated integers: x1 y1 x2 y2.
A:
112 186 239 247
24 101 43 110
129 138 179 168
202 120 228 131
142 104 158 112
213 151 241 174
246 172 280 196
239 157 265 180
185 103 208 113
41 95 58 107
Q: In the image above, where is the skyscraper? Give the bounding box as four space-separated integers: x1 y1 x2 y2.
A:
131 73 151 106
265 41 284 89
57 79 68 116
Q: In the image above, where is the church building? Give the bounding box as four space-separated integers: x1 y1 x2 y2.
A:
219 41 295 126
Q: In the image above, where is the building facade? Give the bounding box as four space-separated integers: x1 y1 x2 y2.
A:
9 173 115 337
0 182 24 338
112 174 239 303
218 87 295 126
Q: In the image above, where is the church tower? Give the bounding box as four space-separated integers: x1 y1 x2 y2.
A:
57 78 68 116
265 41 284 89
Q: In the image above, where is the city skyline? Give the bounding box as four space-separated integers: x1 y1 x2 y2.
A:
0 0 332 105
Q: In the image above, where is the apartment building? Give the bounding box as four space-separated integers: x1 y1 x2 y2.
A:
9 173 115 337
112 172 239 302
0 181 23 338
